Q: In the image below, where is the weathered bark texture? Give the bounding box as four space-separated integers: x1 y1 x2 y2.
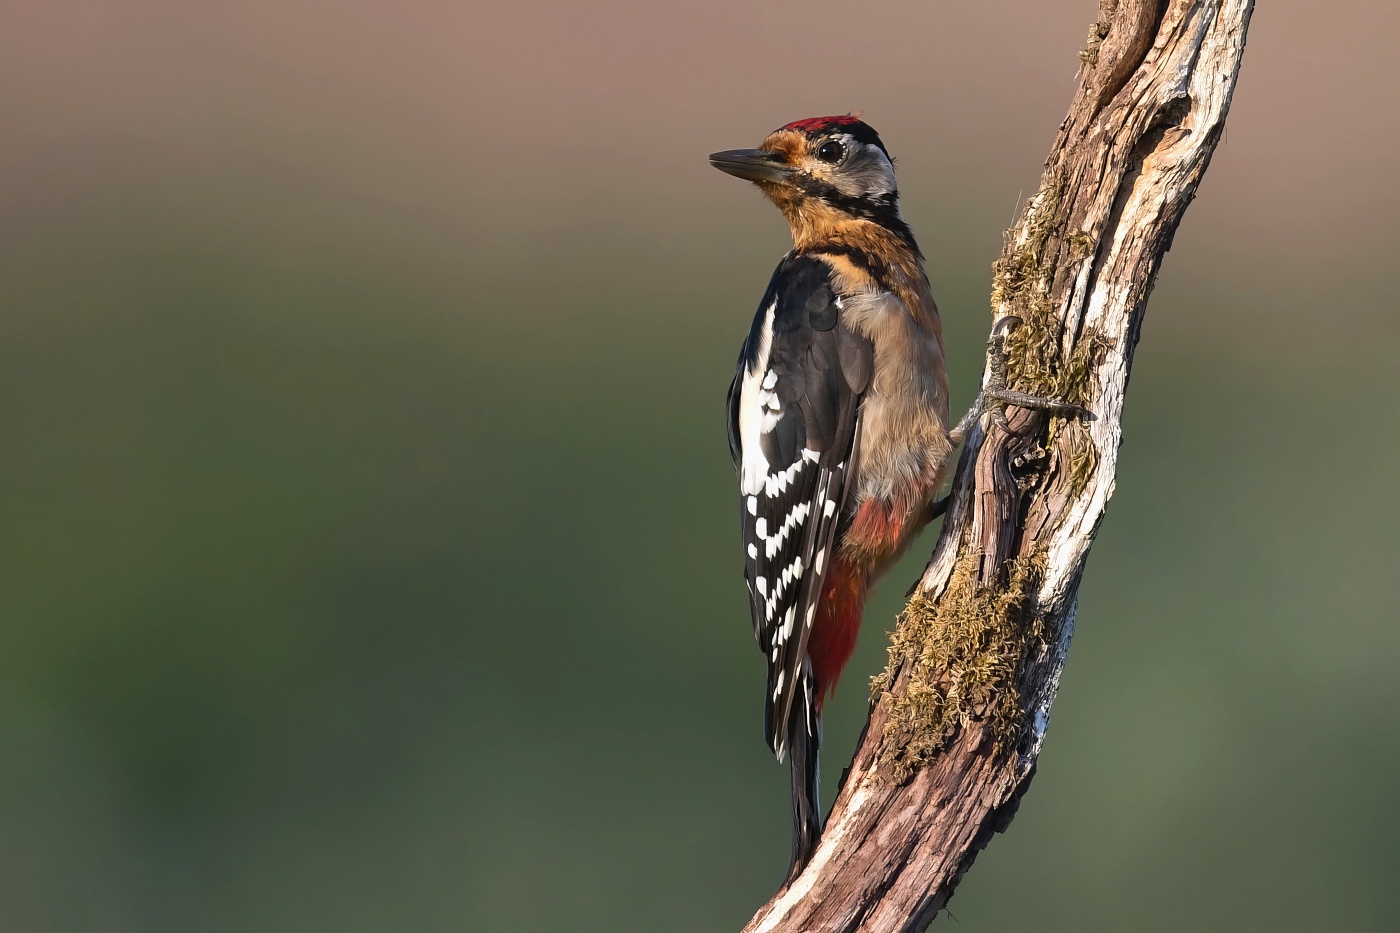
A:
742 2 1253 930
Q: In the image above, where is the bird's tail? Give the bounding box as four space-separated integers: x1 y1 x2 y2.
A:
784 664 823 885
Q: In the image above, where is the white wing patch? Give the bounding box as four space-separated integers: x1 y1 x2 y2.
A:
737 300 777 497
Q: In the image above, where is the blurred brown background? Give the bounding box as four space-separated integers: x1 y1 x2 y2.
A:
1 1 1397 930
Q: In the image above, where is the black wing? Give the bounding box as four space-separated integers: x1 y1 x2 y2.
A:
728 254 872 760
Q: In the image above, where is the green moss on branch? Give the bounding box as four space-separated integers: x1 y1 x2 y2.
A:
989 171 1111 489
871 551 1048 782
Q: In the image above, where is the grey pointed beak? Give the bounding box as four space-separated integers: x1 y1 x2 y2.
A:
708 148 792 183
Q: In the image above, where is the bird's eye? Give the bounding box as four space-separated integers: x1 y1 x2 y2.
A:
816 140 845 164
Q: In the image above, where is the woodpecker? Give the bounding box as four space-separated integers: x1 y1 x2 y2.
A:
711 116 1085 883
710 115 951 882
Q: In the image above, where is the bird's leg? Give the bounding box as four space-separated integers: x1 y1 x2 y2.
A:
949 316 1092 447
924 495 950 524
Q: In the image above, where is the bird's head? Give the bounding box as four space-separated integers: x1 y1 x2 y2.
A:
709 115 912 250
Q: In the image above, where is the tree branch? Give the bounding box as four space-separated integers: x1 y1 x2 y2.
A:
743 2 1254 929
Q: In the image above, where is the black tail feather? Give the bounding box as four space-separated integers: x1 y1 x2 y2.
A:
783 668 823 885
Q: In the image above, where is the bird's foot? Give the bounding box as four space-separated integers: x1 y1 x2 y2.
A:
951 316 1094 441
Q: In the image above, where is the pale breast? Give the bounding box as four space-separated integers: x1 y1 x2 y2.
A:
838 290 953 507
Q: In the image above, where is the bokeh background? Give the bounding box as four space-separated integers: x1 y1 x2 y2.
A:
2 1 1397 930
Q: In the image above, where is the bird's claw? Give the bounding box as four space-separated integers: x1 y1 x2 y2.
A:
975 317 1094 436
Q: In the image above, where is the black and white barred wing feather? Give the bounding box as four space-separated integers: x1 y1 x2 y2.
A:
727 255 872 761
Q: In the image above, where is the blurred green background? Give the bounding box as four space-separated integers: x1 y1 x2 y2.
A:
2 1 1397 930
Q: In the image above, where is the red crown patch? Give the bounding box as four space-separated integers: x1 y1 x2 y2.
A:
779 114 864 134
